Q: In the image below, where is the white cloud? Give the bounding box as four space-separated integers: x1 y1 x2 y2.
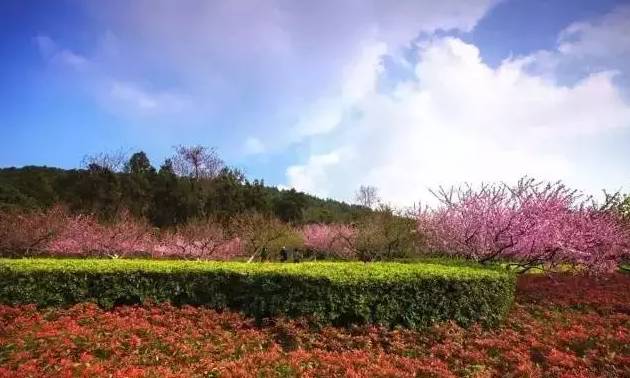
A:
110 82 158 110
39 1 497 143
558 5 630 59
513 4 630 86
243 137 266 155
286 151 343 198
35 34 88 69
292 41 387 138
286 36 630 205
341 42 388 104
106 81 189 116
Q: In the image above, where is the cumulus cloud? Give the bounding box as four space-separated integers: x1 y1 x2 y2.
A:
292 41 387 138
287 151 344 196
37 0 497 142
34 1 630 204
286 34 630 205
515 4 630 88
558 5 630 59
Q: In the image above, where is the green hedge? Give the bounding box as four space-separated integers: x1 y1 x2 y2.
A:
0 258 516 328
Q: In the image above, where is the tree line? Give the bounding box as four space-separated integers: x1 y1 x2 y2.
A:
0 146 370 227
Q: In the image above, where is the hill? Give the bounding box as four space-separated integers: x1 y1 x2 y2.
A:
0 163 369 227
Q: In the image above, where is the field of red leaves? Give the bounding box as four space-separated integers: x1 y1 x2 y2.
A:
1 274 628 378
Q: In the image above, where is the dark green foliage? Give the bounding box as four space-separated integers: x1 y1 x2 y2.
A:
272 188 307 223
122 152 156 218
0 183 38 210
243 179 273 215
204 168 249 223
0 258 516 328
0 166 63 210
0 157 368 226
72 164 123 220
149 160 199 227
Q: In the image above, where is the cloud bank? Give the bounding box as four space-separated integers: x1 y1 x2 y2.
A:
33 2 630 205
37 0 497 144
287 6 630 205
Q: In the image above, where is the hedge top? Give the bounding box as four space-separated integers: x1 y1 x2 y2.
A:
0 258 511 282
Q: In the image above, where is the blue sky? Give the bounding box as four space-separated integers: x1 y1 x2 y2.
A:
1 0 629 204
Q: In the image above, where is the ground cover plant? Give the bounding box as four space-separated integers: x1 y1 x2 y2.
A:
0 258 515 329
0 272 627 377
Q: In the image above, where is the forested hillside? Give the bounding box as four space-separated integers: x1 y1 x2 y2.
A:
0 147 369 227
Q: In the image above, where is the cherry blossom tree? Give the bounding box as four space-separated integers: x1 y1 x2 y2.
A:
47 210 155 258
301 224 357 259
155 220 244 260
0 205 70 256
417 178 629 273
1 206 246 260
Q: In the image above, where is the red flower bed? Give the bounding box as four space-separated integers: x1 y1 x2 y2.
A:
1 274 628 377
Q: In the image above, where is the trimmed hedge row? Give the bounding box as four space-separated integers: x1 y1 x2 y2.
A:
0 258 516 328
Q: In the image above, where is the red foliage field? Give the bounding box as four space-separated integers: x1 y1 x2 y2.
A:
1 274 628 378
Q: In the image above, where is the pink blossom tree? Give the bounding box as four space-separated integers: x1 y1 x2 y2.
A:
47 210 156 257
301 224 357 259
155 221 244 260
0 205 249 260
0 205 70 256
417 178 629 273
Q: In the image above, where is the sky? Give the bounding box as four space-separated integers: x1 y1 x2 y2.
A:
1 0 629 206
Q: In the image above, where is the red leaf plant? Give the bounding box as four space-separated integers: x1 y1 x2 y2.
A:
0 274 627 377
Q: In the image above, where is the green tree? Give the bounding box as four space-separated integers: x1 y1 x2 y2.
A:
272 188 307 223
74 164 122 220
122 152 156 218
150 160 196 227
205 168 247 223
243 179 272 215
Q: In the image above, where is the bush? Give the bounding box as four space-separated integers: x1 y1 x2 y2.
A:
0 258 515 328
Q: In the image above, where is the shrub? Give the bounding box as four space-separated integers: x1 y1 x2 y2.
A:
0 258 516 328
